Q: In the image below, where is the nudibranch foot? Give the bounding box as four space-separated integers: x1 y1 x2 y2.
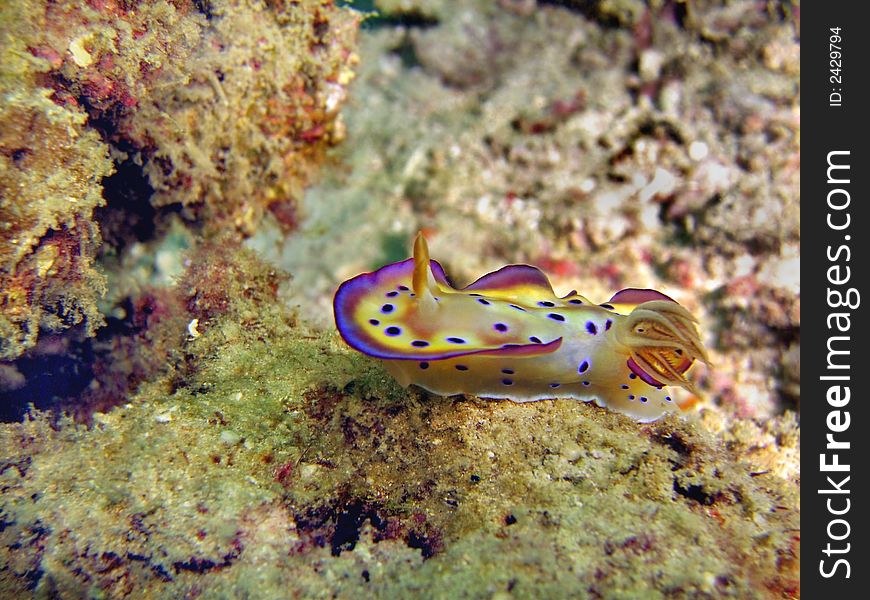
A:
333 232 708 422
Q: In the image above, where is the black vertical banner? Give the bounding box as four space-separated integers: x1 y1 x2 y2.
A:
804 3 870 596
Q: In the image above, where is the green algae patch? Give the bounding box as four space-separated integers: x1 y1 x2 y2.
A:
1 300 798 597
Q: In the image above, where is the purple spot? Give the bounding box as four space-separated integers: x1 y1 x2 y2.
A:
640 396 648 403
568 299 583 304
538 300 555 307
447 337 466 344
621 384 629 390
369 319 380 326
502 379 513 386
605 319 613 330
549 383 560 388
600 303 614 310
477 298 491 305
385 326 401 336
469 293 482 296
501 369 514 375
629 394 635 400
510 304 526 312
529 336 542 344
502 343 519 348
629 373 637 379
548 313 565 322
585 321 597 335
665 396 672 402
381 304 394 313
419 362 429 369
386 291 399 297
494 323 508 332
578 360 589 374
582 381 590 386
409 293 416 297
411 340 429 347
398 285 410 291
455 365 469 371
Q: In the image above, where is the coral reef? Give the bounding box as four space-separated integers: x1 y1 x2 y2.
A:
0 252 798 595
0 1 800 597
0 90 112 361
1 0 360 360
28 0 359 234
1 0 114 360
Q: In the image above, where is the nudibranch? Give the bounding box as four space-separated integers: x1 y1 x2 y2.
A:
333 233 708 422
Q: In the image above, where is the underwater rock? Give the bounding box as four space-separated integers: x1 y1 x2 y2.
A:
0 1 800 597
15 0 360 236
0 87 113 360
0 306 799 596
0 0 360 363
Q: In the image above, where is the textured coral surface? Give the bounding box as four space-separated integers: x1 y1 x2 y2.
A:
1 0 114 359
1 0 359 360
0 0 800 597
0 256 799 596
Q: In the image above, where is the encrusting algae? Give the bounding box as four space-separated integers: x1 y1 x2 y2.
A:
0 244 797 597
1 0 359 360
0 0 800 597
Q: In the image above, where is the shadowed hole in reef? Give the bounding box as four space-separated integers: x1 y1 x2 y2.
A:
94 156 184 254
0 291 177 423
3 154 192 423
292 498 444 559
94 156 157 251
673 479 720 506
652 430 693 457
0 337 96 422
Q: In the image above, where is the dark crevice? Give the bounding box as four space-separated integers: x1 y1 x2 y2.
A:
389 34 422 69
193 0 215 20
673 478 719 506
94 157 158 253
0 337 96 423
406 529 442 559
292 497 444 559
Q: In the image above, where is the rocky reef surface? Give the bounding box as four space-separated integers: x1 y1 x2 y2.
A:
1 0 799 597
1 251 798 596
1 0 359 362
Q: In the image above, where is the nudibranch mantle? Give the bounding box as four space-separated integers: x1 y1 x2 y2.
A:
333 233 708 422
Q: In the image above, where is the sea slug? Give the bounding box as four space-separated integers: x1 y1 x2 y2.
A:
334 233 708 421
